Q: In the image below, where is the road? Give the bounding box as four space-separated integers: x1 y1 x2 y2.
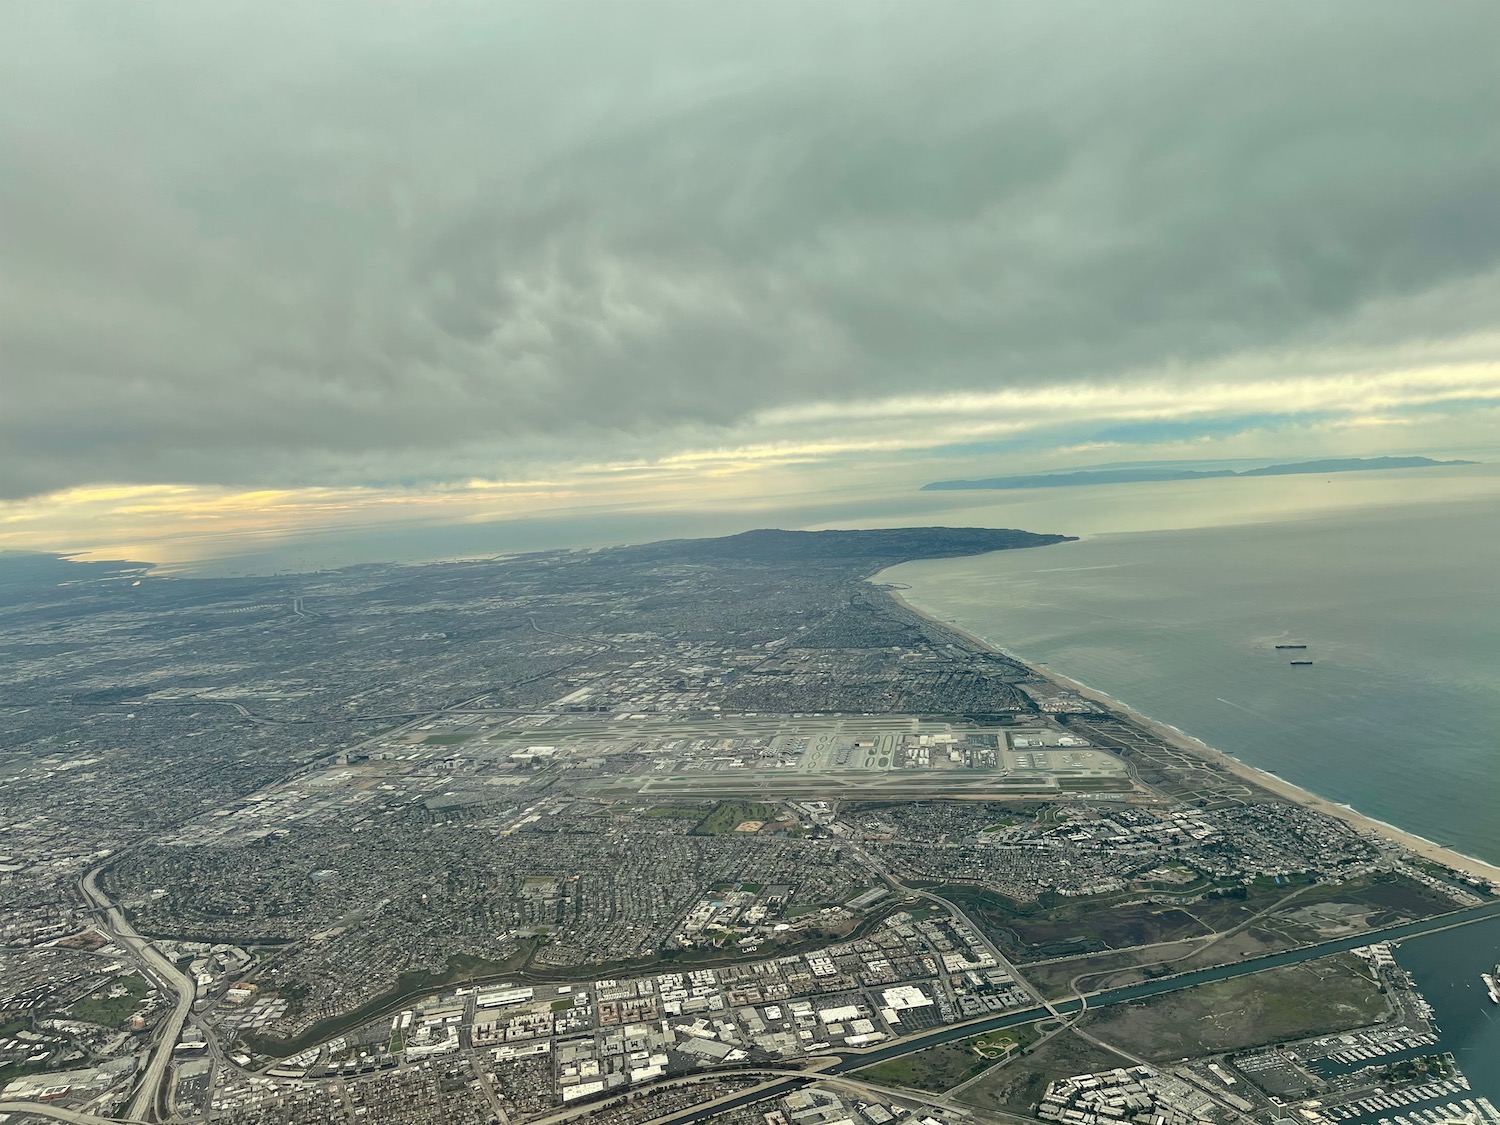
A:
847 840 1052 1012
661 897 1500 1124
79 864 198 1123
836 896 1500 1070
0 1104 150 1125
14 877 1499 1124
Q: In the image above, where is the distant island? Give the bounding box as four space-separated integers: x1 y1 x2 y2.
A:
921 455 1477 492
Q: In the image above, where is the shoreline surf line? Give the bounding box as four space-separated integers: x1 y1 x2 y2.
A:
875 580 1500 889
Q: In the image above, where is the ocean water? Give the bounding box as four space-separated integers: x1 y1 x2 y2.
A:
883 482 1500 866
1396 916 1500 1100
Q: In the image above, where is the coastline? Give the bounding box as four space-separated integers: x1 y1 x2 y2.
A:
878 582 1500 889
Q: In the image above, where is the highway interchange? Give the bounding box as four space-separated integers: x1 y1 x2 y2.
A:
69 865 197 1123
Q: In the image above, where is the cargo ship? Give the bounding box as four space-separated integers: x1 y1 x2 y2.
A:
1275 644 1308 650
1289 660 1314 666
1483 966 1500 1003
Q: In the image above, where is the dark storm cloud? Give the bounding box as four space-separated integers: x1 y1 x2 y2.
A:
4 1 1499 498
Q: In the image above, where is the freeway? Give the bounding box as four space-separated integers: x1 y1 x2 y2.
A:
79 864 197 1123
0 1104 149 1125
14 884 1499 1125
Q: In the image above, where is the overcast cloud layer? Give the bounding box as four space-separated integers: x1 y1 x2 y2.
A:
5 1 1500 526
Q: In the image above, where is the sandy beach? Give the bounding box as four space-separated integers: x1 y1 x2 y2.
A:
880 584 1500 889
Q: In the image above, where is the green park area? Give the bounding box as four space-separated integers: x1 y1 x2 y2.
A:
691 801 783 835
67 972 150 1027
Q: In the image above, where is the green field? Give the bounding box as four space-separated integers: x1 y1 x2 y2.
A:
691 801 783 835
423 732 476 745
67 972 149 1027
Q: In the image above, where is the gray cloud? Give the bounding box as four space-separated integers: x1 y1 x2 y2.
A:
4 1 1500 499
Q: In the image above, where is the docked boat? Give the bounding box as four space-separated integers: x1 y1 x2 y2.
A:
1484 966 1500 1003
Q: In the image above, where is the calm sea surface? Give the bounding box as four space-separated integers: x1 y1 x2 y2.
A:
1396 917 1500 1100
884 476 1500 866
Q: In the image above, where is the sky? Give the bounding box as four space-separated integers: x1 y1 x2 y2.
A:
4 2 1500 568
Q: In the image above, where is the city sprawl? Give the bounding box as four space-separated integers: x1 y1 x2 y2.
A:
2 530 1497 1125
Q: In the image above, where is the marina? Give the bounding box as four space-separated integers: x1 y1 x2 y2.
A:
1392 917 1500 1101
